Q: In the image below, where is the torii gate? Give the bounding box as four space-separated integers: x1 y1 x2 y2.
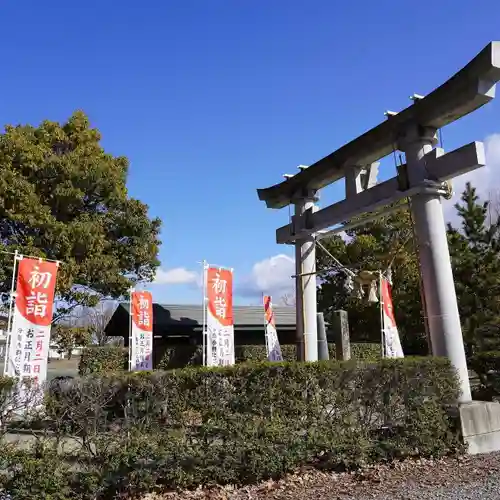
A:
257 42 500 405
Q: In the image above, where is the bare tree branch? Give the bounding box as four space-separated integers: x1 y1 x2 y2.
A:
280 293 296 307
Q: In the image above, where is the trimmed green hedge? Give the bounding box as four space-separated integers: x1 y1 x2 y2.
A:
79 342 381 375
43 357 461 494
469 351 500 401
78 345 128 376
235 343 381 362
1 357 461 497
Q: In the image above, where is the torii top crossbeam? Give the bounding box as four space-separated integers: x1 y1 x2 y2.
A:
257 42 500 210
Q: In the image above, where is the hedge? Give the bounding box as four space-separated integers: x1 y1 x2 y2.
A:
469 351 500 401
235 343 381 362
19 356 461 498
78 345 128 376
79 342 381 375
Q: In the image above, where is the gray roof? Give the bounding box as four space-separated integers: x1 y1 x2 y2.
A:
160 304 295 326
117 303 295 327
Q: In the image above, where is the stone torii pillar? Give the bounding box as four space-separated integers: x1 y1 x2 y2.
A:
399 125 472 402
293 189 319 362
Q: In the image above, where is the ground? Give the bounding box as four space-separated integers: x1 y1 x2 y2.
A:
149 452 500 499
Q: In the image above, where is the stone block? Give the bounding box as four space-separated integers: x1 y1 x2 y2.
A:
460 400 500 454
331 310 351 361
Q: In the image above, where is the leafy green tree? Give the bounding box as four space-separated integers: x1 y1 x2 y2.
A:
52 325 92 360
318 184 500 358
0 111 161 321
317 202 427 354
447 183 500 355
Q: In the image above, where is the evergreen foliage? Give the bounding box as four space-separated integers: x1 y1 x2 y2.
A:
318 184 500 357
448 182 500 355
0 111 161 320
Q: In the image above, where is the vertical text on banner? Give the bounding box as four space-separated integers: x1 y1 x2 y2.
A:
7 258 58 383
206 267 234 366
381 278 404 358
264 295 283 361
130 290 154 371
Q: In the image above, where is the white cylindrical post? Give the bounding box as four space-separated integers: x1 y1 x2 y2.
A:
263 294 269 358
379 272 385 359
301 233 318 362
128 288 134 372
294 192 319 362
201 261 208 367
401 126 472 402
4 250 19 377
294 239 304 361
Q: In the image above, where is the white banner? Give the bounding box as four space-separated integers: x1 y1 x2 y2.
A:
381 278 404 358
130 290 154 371
264 295 282 361
6 257 58 384
206 267 234 367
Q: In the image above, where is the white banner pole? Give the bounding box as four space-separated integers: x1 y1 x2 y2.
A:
3 251 19 377
128 287 134 372
379 271 385 359
202 261 208 367
263 293 269 358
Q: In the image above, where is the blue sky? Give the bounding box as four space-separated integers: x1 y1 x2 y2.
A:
1 0 500 305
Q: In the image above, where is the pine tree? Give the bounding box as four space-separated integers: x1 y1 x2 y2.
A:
317 202 427 354
318 183 500 357
447 182 500 355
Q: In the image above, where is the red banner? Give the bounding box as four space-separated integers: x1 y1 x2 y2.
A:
207 267 233 327
7 257 59 382
264 295 275 326
130 290 154 371
15 258 58 326
131 290 153 332
380 278 404 358
381 279 396 328
263 295 282 361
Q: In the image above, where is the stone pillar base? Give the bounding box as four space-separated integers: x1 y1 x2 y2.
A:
460 401 500 454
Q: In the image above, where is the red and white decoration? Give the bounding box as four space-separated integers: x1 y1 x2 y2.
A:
263 295 282 361
380 277 404 358
6 257 59 383
130 290 154 371
205 267 234 367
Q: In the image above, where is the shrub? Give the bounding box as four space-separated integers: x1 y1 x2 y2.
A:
78 346 128 376
469 351 500 401
0 444 73 500
80 342 382 376
237 343 380 363
235 344 296 362
0 376 46 433
48 356 461 493
352 342 381 360
156 344 202 370
0 377 22 433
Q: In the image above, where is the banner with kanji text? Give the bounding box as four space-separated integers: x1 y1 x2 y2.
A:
206 267 234 366
6 257 59 383
381 278 404 358
130 290 154 371
264 295 282 361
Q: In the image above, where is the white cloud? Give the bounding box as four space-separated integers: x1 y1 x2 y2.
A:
238 254 295 299
443 133 500 221
153 267 198 285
